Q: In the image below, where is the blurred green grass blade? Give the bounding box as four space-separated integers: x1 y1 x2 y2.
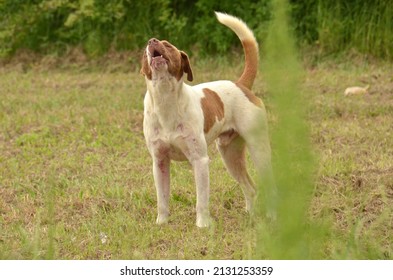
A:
256 0 322 259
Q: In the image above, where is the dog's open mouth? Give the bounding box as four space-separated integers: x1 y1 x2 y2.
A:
152 50 162 58
150 48 168 67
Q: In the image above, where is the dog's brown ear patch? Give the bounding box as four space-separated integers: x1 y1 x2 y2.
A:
181 51 193 81
140 51 152 80
201 88 224 133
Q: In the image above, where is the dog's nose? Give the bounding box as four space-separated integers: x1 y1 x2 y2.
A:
148 38 159 45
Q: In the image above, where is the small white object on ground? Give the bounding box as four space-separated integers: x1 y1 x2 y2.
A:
344 85 370 96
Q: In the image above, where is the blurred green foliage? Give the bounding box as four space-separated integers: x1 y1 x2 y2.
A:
0 0 391 58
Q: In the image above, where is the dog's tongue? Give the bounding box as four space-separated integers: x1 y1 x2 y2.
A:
151 56 167 69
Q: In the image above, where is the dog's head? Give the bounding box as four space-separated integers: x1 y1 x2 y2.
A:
141 38 193 82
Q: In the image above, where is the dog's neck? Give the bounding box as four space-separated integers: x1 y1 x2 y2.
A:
146 76 188 127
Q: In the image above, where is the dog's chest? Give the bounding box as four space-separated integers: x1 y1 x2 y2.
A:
143 100 200 159
145 120 200 161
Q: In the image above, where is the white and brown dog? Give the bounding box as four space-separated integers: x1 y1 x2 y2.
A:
141 12 273 227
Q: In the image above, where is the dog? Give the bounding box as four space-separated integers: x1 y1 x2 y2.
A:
140 12 273 227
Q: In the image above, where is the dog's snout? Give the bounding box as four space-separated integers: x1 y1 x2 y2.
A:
148 38 159 45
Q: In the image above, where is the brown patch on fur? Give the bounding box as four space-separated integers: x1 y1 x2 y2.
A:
237 39 258 90
218 129 239 146
235 82 262 107
140 51 152 80
140 39 193 81
201 88 224 133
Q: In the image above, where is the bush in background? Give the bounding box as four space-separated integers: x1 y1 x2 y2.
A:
292 0 392 59
0 0 392 59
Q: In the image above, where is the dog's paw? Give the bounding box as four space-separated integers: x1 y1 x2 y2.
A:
196 215 211 228
245 202 254 214
156 214 169 225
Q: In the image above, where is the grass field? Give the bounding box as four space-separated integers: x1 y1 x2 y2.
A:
307 59 393 258
0 55 392 259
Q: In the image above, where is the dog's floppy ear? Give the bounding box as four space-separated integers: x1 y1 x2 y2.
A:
180 51 193 82
140 52 152 79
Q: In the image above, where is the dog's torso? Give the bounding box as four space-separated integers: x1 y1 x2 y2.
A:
143 80 263 162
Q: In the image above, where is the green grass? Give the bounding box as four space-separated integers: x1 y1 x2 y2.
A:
1 49 393 259
0 66 258 259
255 0 318 259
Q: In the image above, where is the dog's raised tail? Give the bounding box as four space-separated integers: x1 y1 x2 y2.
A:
215 12 259 90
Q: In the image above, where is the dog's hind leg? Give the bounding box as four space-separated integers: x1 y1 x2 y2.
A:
217 134 256 212
234 108 277 219
244 126 277 220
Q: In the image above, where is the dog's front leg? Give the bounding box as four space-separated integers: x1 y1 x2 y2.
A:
152 156 170 224
192 156 210 227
